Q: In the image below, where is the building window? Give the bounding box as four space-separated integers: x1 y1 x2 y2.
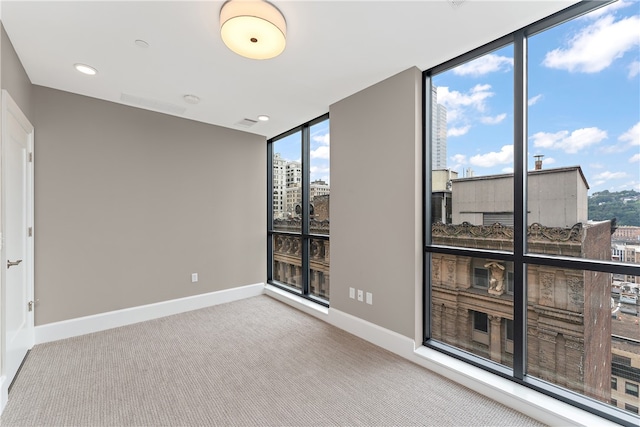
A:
424 1 639 424
625 404 639 415
473 311 488 333
474 268 489 289
472 311 489 346
268 114 330 303
625 382 639 397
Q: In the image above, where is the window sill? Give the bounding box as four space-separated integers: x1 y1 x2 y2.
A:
413 345 621 427
264 284 329 318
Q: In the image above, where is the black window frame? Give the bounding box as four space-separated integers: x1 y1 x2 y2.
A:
267 113 330 307
422 1 640 426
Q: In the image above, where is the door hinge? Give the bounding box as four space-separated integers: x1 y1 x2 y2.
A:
28 152 33 162
28 227 33 237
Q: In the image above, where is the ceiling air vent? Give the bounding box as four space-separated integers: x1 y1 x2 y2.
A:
120 93 186 115
236 118 258 128
448 0 466 8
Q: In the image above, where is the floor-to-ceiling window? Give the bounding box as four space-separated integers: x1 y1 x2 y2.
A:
268 114 330 304
424 1 639 425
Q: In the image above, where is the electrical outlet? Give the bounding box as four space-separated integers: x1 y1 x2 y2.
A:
191 273 198 283
366 292 373 305
349 287 355 299
357 289 364 302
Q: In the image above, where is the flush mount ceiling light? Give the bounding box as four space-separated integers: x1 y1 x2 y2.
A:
257 115 270 121
220 0 286 60
74 63 97 75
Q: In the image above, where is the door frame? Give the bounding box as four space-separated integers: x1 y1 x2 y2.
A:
0 90 35 412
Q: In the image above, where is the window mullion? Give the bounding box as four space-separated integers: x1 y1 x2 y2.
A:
302 124 311 296
512 29 527 380
267 142 274 281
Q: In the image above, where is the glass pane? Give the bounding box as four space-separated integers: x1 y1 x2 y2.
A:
273 131 302 232
527 2 640 265
527 264 639 416
431 44 514 247
431 255 515 368
310 119 330 235
309 237 330 301
272 234 302 292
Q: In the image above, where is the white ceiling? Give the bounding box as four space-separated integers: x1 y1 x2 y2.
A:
1 0 580 139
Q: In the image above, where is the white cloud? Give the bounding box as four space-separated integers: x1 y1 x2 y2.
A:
581 0 633 20
448 125 471 137
470 145 513 167
450 154 467 164
502 167 514 173
310 165 330 175
530 155 554 169
590 163 605 169
629 61 640 79
450 154 467 172
630 153 640 163
452 54 513 77
437 84 495 129
528 94 543 106
480 113 507 125
310 146 330 159
543 14 640 73
530 127 607 154
600 122 639 153
312 133 330 145
593 171 628 181
619 122 640 146
437 84 494 118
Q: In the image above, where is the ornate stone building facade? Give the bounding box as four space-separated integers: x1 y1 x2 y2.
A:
430 167 613 402
431 220 612 401
272 195 330 299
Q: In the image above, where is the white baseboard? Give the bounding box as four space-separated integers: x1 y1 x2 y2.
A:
35 283 265 344
0 375 7 414
264 289 618 427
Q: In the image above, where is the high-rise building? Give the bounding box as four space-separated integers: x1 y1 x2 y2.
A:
431 85 447 170
273 153 287 219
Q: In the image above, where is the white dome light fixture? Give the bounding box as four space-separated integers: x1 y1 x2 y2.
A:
220 0 286 60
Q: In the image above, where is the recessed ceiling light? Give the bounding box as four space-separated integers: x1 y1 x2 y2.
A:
258 115 270 121
183 94 200 105
74 63 97 75
134 39 149 48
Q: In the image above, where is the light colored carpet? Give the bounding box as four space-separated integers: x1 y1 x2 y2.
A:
1 295 546 426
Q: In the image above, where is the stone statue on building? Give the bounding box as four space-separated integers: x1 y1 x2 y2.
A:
484 261 506 296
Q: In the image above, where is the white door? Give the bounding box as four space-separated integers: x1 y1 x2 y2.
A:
2 90 34 391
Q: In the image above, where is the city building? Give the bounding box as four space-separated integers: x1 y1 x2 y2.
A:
273 153 287 219
310 179 330 200
431 169 458 224
613 226 640 242
431 86 448 170
431 166 612 401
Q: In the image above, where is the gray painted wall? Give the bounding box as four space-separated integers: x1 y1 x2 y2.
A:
1 23 33 121
33 86 266 325
330 67 423 339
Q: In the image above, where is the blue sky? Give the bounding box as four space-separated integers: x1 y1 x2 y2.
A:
273 118 330 184
434 0 639 194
